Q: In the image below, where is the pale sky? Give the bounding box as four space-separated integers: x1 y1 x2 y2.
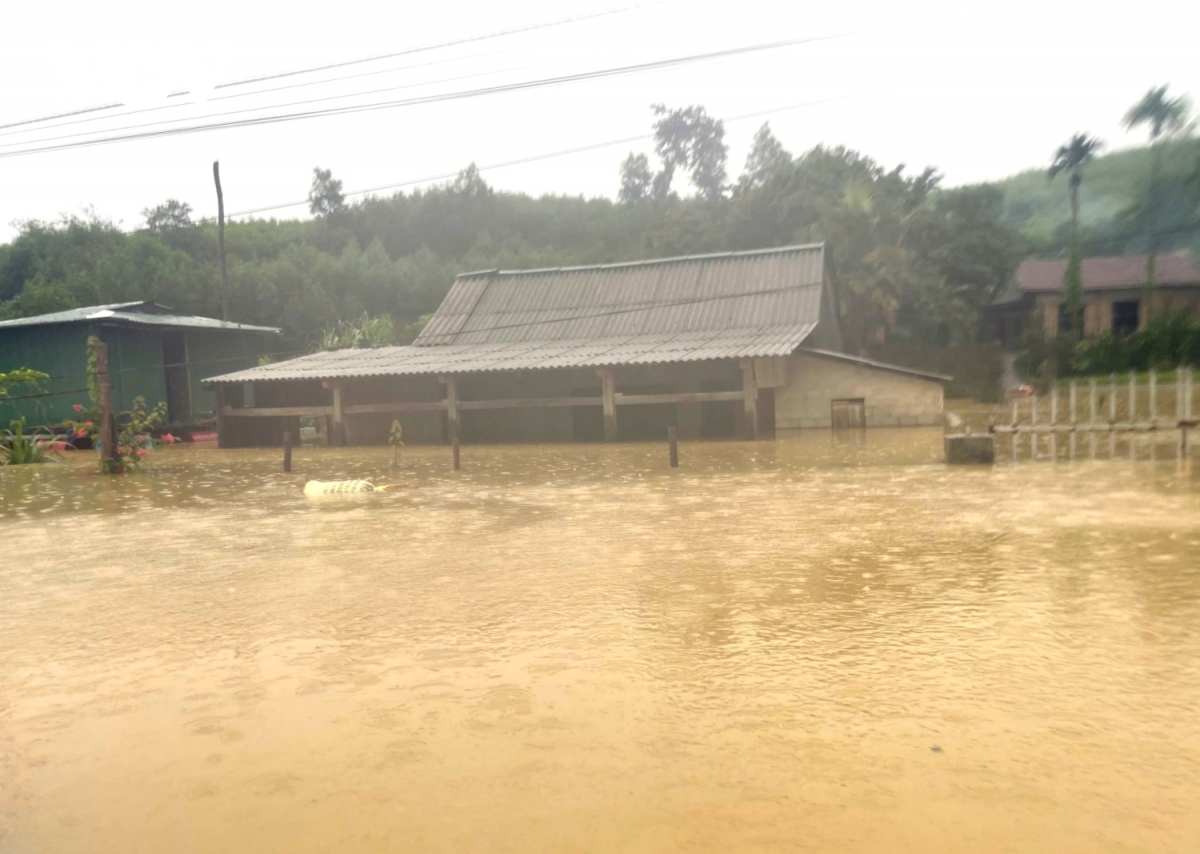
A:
1 0 1197 241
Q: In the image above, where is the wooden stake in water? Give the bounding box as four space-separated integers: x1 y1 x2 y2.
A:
668 426 679 468
452 437 461 471
1069 381 1077 459
283 430 292 473
1089 378 1097 459
1050 386 1058 461
1109 373 1117 458
1177 365 1185 462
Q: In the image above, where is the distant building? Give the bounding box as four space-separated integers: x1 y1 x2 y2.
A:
204 244 948 447
989 252 1200 344
0 302 280 427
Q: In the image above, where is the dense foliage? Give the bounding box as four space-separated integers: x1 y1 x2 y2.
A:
0 104 1196 381
1017 312 1200 381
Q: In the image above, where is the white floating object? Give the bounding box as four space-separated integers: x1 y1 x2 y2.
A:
303 479 376 496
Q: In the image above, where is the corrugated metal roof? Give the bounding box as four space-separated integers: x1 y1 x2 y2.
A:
416 244 826 345
798 348 951 382
204 325 816 384
1015 253 1200 293
0 301 281 333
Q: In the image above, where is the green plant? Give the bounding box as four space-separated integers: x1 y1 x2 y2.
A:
0 368 50 398
0 417 60 465
319 313 396 351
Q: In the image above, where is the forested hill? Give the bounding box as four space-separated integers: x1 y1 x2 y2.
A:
1 106 1198 356
993 136 1200 252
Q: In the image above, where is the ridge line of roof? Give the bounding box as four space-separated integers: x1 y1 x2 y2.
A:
455 243 826 279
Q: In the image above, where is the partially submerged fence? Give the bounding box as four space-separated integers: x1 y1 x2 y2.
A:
991 367 1196 462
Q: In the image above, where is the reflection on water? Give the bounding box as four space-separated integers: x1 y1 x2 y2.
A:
2 429 1199 853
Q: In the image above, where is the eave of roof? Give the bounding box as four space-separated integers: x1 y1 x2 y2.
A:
798 348 952 382
203 326 817 385
0 302 280 333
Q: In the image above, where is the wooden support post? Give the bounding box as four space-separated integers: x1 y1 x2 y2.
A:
452 437 461 471
1089 378 1097 459
597 367 617 443
1069 381 1077 460
95 340 120 472
441 375 460 446
1011 399 1018 463
668 426 679 468
214 384 227 449
330 383 346 447
1109 374 1117 458
1149 370 1157 424
283 430 292 472
740 359 758 440
212 161 230 323
1050 386 1058 460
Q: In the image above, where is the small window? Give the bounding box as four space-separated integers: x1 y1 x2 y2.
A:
1112 300 1139 336
831 398 865 430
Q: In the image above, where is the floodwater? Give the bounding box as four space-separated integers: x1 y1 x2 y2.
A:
2 430 1199 853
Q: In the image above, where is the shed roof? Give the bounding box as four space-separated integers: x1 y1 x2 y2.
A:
416 243 827 345
0 301 281 333
203 326 816 384
1014 253 1200 293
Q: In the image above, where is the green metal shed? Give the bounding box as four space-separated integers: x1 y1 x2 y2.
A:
0 302 280 427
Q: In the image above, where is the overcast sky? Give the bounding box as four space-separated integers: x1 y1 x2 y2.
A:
1 0 1197 241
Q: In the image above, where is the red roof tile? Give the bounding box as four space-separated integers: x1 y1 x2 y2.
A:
1017 253 1200 292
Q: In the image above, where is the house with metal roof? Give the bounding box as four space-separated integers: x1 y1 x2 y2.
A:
0 301 280 427
988 252 1200 344
204 244 947 446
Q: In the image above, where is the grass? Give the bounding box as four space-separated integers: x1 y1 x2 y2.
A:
0 418 61 465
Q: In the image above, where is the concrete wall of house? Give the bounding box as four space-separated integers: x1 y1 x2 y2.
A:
1038 287 1200 338
774 352 944 429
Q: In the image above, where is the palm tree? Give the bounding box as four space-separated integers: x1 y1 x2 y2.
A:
1049 134 1102 331
1123 85 1194 292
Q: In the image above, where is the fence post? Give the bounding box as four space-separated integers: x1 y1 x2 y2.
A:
1031 393 1038 460
1050 386 1058 461
1089 378 1097 460
668 426 679 468
283 430 292 472
94 340 120 473
1109 373 1117 458
1069 381 1077 460
1011 398 1018 463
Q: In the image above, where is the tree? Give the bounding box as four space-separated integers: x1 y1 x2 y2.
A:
1048 133 1102 329
1123 85 1194 290
308 167 346 216
650 104 728 201
451 162 492 199
618 153 654 204
142 199 195 232
737 123 792 192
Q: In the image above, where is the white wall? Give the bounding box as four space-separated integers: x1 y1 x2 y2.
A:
775 353 944 429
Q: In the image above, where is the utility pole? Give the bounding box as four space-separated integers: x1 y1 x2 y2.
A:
212 160 230 322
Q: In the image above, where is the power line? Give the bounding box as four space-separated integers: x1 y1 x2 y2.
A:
214 1 666 89
0 2 662 137
0 33 856 160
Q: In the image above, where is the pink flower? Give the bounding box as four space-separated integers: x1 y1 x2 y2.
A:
135 434 145 442
75 427 89 438
162 433 176 444
135 448 148 458
73 404 83 413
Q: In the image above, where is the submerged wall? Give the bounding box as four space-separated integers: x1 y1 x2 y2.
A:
774 352 944 429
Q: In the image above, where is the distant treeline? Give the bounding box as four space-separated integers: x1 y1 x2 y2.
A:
1 107 1197 364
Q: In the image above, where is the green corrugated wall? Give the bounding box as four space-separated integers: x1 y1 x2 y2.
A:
1 322 277 428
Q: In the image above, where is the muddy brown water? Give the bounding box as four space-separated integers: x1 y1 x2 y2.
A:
2 431 1199 853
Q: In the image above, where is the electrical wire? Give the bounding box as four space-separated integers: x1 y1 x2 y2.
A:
0 33 856 160
0 2 663 137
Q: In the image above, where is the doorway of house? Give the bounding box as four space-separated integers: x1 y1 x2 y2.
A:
831 398 865 430
162 332 191 425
